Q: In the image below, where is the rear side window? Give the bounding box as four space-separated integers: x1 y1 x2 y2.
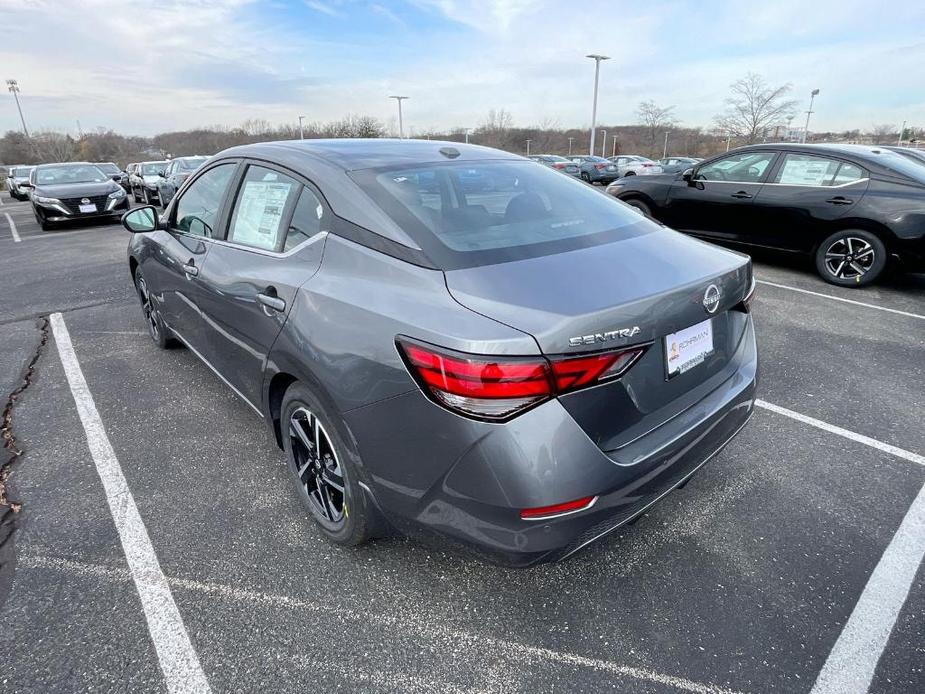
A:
174 163 236 237
351 160 651 269
284 187 325 251
774 154 841 186
830 162 865 185
228 165 299 251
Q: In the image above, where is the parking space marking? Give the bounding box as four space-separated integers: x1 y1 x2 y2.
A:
20 552 744 694
755 279 925 321
49 313 212 694
755 399 925 467
3 212 20 242
810 481 925 694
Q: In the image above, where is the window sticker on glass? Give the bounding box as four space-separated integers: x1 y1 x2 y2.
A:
777 155 839 186
232 180 293 250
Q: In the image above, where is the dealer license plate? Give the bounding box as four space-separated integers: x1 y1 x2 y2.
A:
665 318 714 378
78 203 97 213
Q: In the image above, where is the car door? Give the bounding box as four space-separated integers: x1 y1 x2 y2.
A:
749 153 869 251
194 162 327 409
661 150 779 239
146 161 239 352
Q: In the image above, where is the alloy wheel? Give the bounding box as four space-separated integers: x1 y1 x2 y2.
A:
136 276 160 341
289 407 346 524
823 236 876 280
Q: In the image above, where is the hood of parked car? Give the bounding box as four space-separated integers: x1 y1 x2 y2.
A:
143 175 162 184
34 181 120 198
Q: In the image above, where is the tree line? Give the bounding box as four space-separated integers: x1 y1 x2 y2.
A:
1 73 920 168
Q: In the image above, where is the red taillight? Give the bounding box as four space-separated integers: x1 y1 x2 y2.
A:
594 163 606 170
520 495 597 520
397 339 646 421
553 162 566 169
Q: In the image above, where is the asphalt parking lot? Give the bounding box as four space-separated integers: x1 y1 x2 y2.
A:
0 191 923 693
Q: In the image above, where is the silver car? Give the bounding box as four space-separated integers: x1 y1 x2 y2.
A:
608 155 664 177
7 165 35 200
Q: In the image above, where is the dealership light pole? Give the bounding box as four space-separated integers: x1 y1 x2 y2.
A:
663 131 669 158
567 136 574 156
801 88 819 144
586 54 609 156
600 129 607 157
298 115 305 140
389 95 409 138
611 134 617 157
897 120 907 146
525 139 532 156
6 79 29 137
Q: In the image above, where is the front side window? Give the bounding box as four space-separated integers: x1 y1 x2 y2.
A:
174 163 236 237
351 160 652 269
228 166 299 251
696 152 776 183
774 154 841 186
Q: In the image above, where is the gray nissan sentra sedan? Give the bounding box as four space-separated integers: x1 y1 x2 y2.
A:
121 139 758 566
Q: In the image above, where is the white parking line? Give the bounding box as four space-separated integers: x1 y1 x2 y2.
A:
3 212 20 242
755 399 925 467
21 554 744 694
49 313 212 694
810 481 925 694
756 398 925 693
755 279 925 321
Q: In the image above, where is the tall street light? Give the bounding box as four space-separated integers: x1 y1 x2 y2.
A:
389 95 409 138
585 54 609 156
567 136 574 156
611 134 617 157
298 115 305 140
525 139 532 156
600 129 607 158
802 88 819 144
6 79 29 137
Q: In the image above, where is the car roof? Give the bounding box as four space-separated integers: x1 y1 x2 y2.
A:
733 142 919 168
216 138 523 171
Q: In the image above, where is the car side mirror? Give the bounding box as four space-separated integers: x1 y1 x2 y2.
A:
122 205 160 233
20 181 34 189
681 168 694 182
159 171 167 177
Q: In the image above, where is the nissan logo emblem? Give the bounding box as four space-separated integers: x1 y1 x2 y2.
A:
703 284 721 314
80 198 90 204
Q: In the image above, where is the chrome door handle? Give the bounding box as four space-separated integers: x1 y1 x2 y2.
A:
257 293 286 312
730 191 753 199
181 263 198 277
825 197 853 205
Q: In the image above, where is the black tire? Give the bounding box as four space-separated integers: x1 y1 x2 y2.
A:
134 268 176 348
624 171 636 176
815 229 887 287
133 185 141 203
625 198 653 218
581 172 591 183
281 382 370 547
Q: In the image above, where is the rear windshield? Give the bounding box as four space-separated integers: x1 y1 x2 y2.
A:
351 160 652 269
96 163 119 174
875 150 925 182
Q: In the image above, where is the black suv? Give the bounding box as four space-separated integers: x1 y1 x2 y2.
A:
606 143 925 286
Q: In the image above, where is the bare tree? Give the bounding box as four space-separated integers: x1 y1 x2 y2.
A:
480 108 513 133
714 73 797 144
869 123 896 144
637 100 677 144
31 130 79 162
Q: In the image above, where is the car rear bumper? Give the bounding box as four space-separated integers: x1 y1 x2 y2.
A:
345 315 758 566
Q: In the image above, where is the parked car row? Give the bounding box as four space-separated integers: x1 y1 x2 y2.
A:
122 157 208 207
606 143 925 286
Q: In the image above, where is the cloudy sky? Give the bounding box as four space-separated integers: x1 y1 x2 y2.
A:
1 0 923 137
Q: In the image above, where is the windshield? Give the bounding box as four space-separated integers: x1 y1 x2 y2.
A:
351 160 652 269
96 163 120 174
35 164 107 185
11 167 34 177
142 162 167 175
178 157 207 170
